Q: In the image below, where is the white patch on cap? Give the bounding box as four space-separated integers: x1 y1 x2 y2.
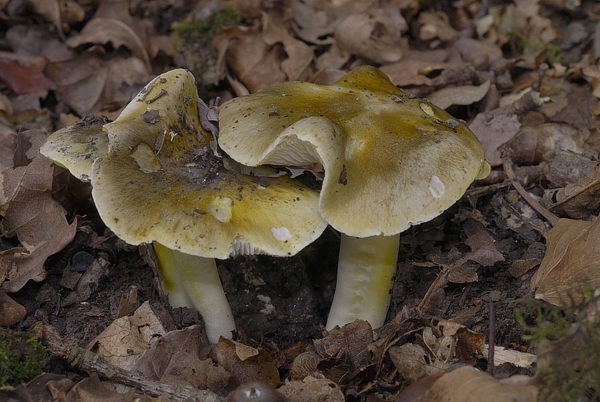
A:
209 196 233 223
419 102 435 117
429 175 445 198
131 143 161 173
271 226 292 241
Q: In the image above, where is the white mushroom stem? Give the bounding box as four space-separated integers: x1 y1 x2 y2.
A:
326 234 400 331
153 242 236 343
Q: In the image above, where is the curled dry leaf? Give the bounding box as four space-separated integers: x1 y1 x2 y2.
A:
0 129 77 292
542 163 600 220
469 90 546 166
500 123 584 165
531 217 600 306
66 18 151 70
416 366 538 402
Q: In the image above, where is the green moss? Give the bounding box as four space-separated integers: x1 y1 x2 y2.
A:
171 7 242 87
0 328 49 386
172 7 242 41
516 296 600 401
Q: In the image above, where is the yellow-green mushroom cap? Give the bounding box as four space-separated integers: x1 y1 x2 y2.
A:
40 117 109 182
218 66 490 237
43 69 327 259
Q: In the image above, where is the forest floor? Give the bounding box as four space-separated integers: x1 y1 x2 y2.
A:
0 0 599 401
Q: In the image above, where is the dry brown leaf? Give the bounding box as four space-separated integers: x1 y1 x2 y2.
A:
0 59 55 95
464 219 505 267
216 26 286 92
5 25 73 63
0 129 77 292
417 366 538 402
291 0 366 45
278 374 345 402
334 6 405 64
136 325 231 393
210 338 280 387
0 291 26 326
380 60 446 87
418 11 458 42
261 13 314 82
454 37 503 64
470 90 548 166
88 301 168 371
45 55 107 115
531 217 600 306
60 373 138 402
0 373 135 402
429 80 490 110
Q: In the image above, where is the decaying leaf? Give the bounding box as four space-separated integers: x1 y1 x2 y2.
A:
210 338 280 387
0 129 77 292
278 374 345 402
88 301 168 371
531 218 600 306
416 366 538 402
314 319 372 371
135 325 231 393
0 291 26 326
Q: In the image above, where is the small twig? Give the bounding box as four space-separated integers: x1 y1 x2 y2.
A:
34 323 223 401
503 159 559 226
487 302 495 376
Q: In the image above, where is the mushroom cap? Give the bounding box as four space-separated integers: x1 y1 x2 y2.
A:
218 66 490 237
43 69 327 259
40 116 109 182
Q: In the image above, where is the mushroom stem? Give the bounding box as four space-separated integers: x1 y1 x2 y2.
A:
326 234 399 331
153 242 236 343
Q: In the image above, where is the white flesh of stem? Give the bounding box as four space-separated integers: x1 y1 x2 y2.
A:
326 233 400 331
153 243 236 343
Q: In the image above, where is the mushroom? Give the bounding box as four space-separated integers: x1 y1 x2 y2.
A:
41 69 327 343
217 66 490 330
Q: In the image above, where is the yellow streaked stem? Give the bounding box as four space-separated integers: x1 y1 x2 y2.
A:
153 242 236 343
326 233 400 331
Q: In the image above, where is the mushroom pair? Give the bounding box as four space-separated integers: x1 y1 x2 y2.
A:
41 69 327 343
218 66 490 330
